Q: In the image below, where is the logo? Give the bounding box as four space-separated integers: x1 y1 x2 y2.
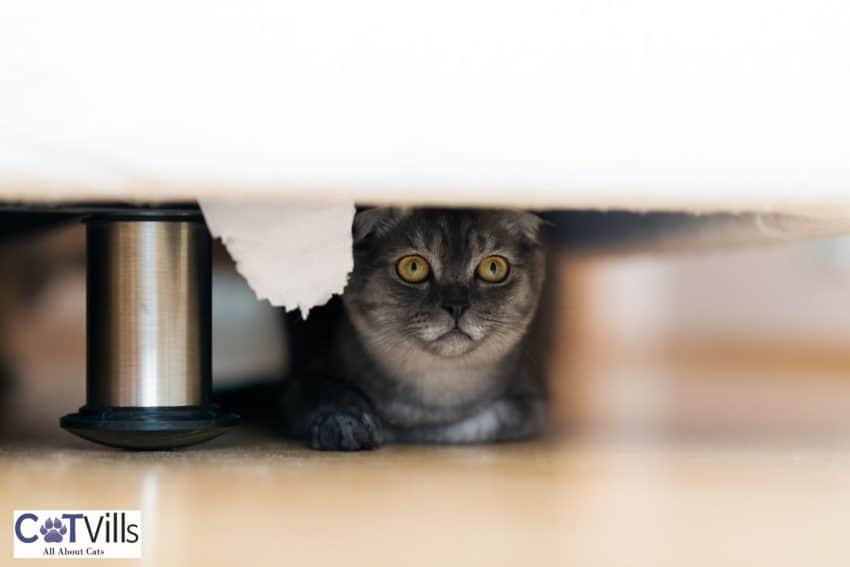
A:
13 510 141 559
39 518 68 543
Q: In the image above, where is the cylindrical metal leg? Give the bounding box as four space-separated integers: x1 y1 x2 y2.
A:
87 220 210 407
61 215 238 449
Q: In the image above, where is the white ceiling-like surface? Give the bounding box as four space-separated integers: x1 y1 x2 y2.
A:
1 0 849 214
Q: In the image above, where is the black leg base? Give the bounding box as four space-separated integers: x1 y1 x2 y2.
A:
60 405 240 450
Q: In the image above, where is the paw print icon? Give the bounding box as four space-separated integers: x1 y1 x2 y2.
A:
40 518 67 543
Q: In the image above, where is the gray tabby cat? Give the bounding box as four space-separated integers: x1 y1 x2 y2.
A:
282 208 551 451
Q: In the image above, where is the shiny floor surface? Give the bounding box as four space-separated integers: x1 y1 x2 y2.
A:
3 430 850 567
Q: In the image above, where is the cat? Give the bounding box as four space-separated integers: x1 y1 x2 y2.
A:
281 207 552 451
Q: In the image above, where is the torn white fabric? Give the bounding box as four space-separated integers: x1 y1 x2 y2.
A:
200 201 355 317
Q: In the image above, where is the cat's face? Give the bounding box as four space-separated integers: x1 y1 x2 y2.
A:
343 208 546 361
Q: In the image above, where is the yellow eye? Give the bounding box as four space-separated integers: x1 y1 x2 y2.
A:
477 255 510 283
396 255 430 283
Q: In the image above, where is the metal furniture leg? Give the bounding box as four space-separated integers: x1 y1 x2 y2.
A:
61 210 238 449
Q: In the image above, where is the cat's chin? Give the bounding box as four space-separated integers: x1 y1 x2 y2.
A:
426 329 478 357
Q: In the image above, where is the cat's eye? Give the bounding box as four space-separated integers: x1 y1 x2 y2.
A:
396 255 430 283
477 255 510 283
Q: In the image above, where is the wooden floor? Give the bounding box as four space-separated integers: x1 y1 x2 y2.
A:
3 430 850 566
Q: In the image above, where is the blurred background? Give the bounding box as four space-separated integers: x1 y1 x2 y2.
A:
3 213 850 447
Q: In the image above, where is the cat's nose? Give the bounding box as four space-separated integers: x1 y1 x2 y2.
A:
441 287 470 320
442 302 468 320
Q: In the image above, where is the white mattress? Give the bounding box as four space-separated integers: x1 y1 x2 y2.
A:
1 0 849 218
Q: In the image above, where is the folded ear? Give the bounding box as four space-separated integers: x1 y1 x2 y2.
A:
504 210 548 243
353 207 410 243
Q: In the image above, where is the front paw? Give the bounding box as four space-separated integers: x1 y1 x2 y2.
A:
309 408 384 451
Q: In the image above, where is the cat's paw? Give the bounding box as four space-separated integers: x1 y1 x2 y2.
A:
309 409 384 451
